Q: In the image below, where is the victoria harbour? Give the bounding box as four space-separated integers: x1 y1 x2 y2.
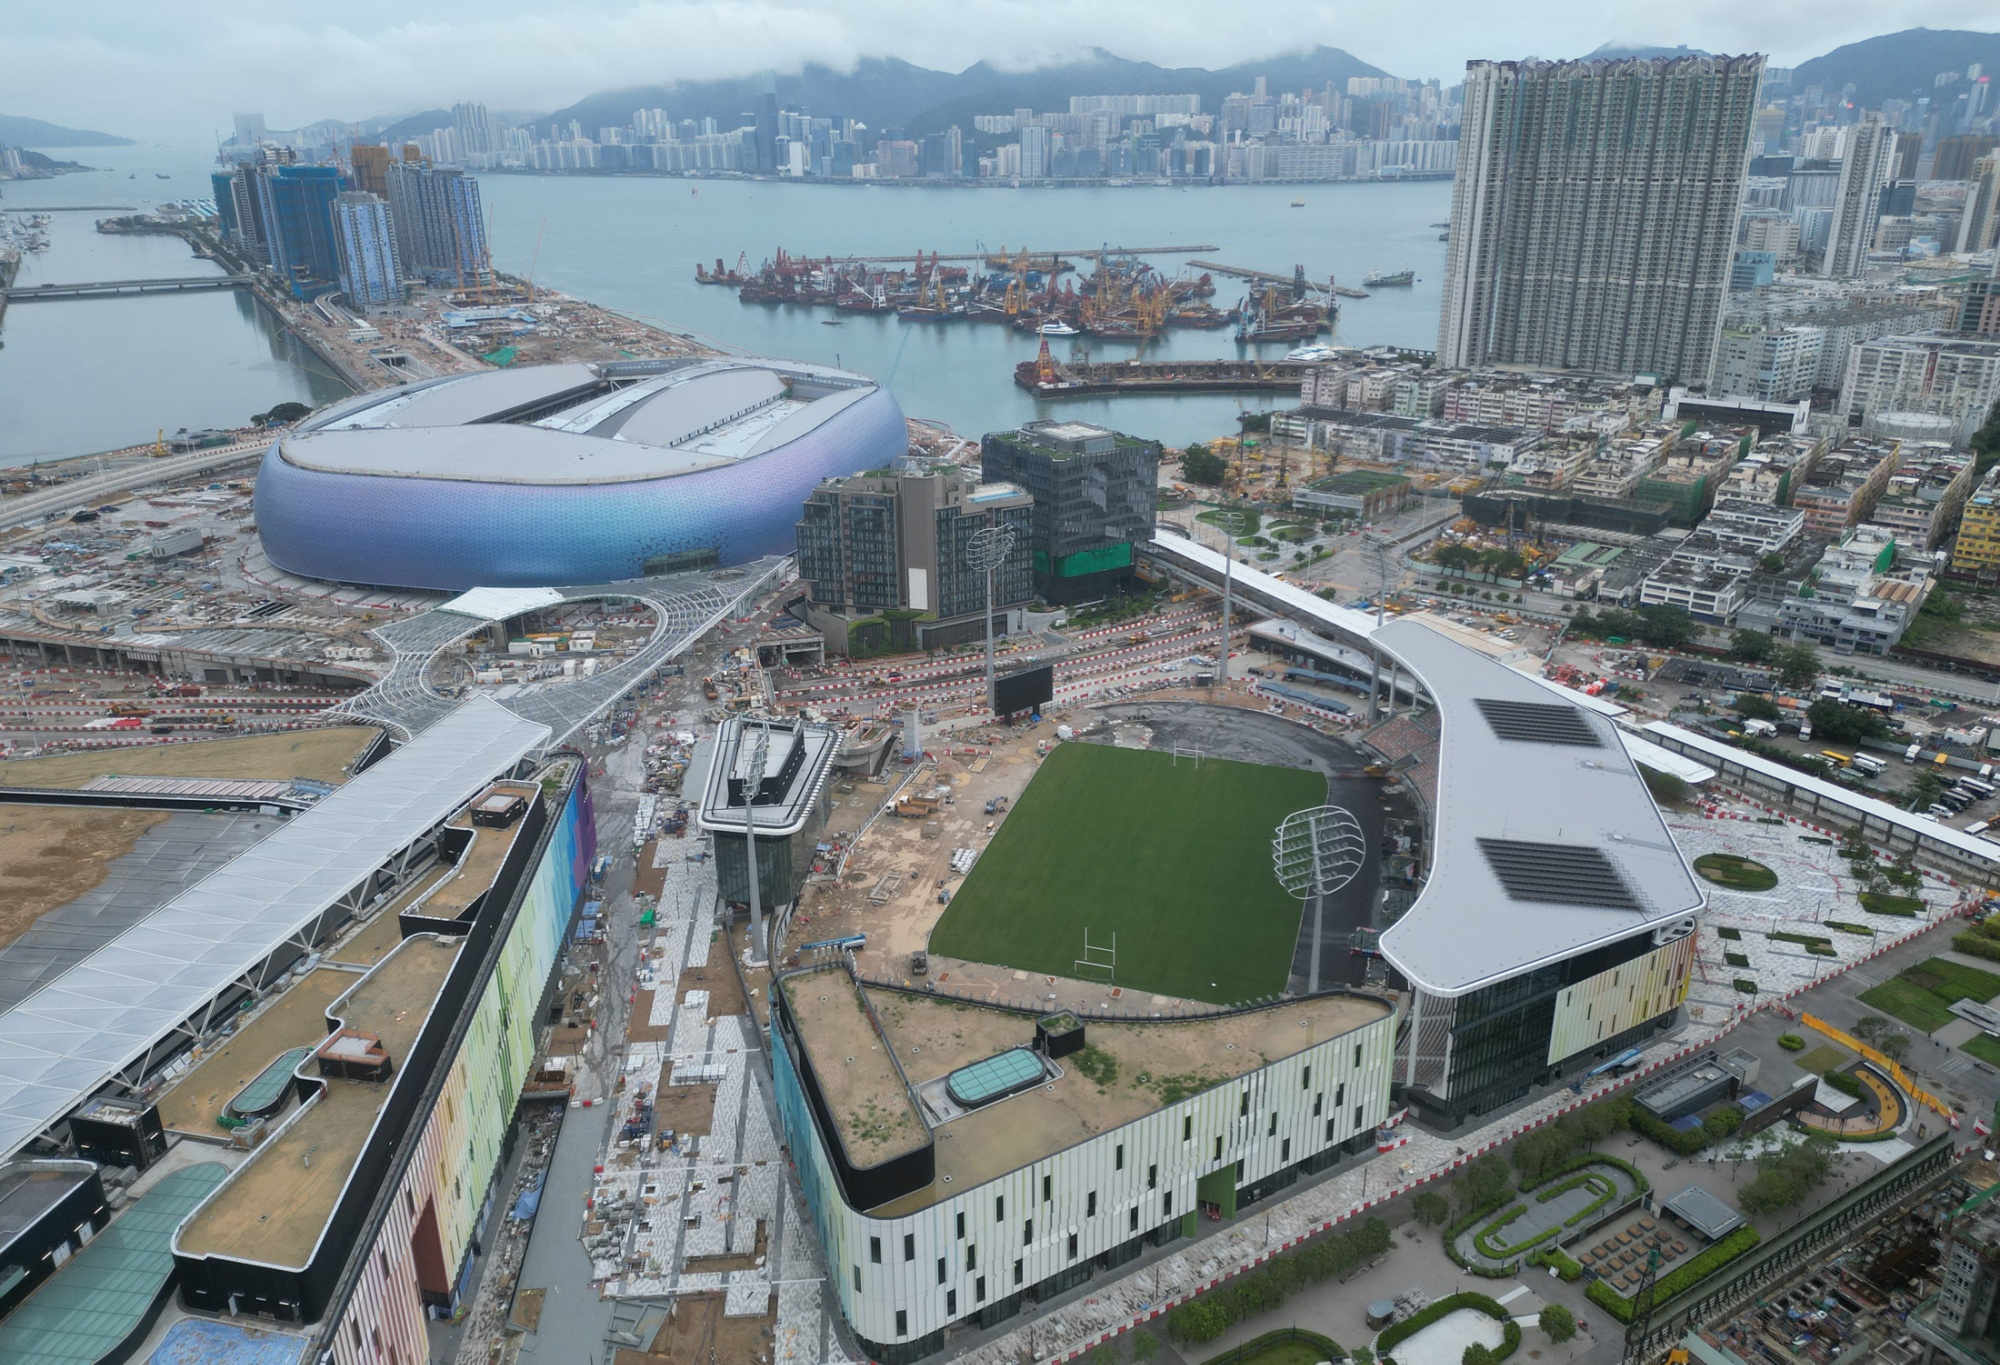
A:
1 143 1450 460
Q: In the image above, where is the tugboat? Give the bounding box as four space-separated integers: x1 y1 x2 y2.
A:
1363 268 1415 287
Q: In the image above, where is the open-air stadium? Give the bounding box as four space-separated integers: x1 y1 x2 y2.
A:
928 741 1324 1004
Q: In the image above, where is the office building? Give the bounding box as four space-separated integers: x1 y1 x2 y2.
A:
1822 116 1894 278
697 717 839 908
330 192 404 308
795 468 1035 654
384 163 490 287
1438 54 1763 383
1371 619 1705 1123
979 421 1160 604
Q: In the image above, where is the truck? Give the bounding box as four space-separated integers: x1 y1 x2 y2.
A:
1742 718 1778 738
1851 753 1887 777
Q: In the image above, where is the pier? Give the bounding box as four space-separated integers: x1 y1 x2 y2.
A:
4 275 254 301
1014 357 1312 399
1187 259 1370 299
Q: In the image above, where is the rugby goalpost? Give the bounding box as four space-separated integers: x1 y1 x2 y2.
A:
1170 744 1203 768
1075 928 1117 983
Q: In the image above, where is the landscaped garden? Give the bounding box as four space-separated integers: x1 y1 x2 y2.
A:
1857 957 2000 1033
1451 1157 1646 1272
1692 853 1778 891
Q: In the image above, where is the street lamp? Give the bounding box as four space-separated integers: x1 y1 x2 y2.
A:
1208 509 1254 686
1361 531 1396 721
967 524 1018 714
1272 805 1366 994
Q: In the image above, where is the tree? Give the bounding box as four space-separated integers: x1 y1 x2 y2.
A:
1464 1345 1495 1365
1738 1131 1839 1216
1182 445 1227 486
254 400 313 426
1807 698 1887 744
1634 604 1698 650
1759 552 1787 574
1452 1152 1513 1212
1412 1190 1451 1227
1350 1350 1375 1365
1640 765 1689 805
1773 642 1821 692
1851 1016 1890 1044
1734 693 1781 722
1130 1332 1160 1362
1540 1304 1577 1344
1907 767 1947 812
1879 1032 1911 1063
1729 630 1775 662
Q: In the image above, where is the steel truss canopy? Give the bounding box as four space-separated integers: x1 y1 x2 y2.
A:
0 697 550 1163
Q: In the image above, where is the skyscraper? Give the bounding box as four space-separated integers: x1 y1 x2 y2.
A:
1437 54 1764 383
331 191 404 307
1822 114 1894 278
262 165 342 296
451 102 499 162
1960 155 2000 255
349 143 393 199
384 164 490 286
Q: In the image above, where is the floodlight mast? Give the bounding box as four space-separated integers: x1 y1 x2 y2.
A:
1272 805 1366 994
967 525 1018 714
1211 509 1252 687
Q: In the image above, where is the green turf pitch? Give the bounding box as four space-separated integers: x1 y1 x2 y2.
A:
928 742 1325 1004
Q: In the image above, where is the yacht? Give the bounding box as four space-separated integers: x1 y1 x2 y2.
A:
1038 318 1079 336
1285 344 1337 363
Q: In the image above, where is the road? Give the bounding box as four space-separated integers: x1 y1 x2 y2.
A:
0 440 268 531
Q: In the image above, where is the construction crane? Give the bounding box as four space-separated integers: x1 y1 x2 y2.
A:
524 218 547 302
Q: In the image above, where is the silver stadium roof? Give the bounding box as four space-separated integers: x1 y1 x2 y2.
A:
0 698 548 1163
280 357 882 484
1372 618 1705 997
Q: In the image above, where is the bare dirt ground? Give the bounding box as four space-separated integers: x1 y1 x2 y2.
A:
0 806 171 950
0 725 380 788
611 1292 777 1365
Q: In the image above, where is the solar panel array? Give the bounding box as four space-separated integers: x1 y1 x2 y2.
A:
1476 838 1639 910
1473 697 1603 748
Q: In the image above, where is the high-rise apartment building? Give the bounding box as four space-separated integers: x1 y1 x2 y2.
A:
384 164 490 286
1960 155 2000 255
1841 335 2000 445
1437 54 1764 383
450 102 499 162
349 144 394 199
1936 133 2000 182
260 165 342 296
1822 115 1894 278
331 192 404 308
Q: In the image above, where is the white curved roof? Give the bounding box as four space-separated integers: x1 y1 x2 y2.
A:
1373 618 1705 997
282 358 882 485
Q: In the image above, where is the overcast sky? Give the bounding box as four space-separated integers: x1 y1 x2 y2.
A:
10 1 1991 143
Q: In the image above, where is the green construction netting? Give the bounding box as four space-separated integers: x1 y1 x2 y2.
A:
0 1162 229 1365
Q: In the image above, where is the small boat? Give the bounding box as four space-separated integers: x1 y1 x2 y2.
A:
1363 269 1415 287
1038 318 1079 336
1290 199 1306 208
154 172 171 180
821 319 841 326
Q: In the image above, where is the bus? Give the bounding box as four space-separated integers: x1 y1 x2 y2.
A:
1820 750 1853 767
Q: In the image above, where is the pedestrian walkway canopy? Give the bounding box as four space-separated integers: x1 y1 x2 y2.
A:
0 698 549 1163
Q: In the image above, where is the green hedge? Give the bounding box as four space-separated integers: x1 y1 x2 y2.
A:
1376 1292 1510 1353
1584 1228 1763 1322
1954 932 2000 965
1629 1107 1711 1156
1822 1069 1864 1098
1528 1246 1583 1281
1777 1034 1805 1051
1199 1327 1346 1365
1166 1217 1393 1343
1530 1152 1650 1197
1861 892 1924 917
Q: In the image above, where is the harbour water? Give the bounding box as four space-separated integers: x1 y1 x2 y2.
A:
0 146 350 467
0 142 1452 461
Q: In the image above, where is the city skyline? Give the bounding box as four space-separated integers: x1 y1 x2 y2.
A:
5 2 1984 144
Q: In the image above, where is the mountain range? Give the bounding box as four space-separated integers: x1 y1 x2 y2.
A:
0 114 131 148
350 28 1996 147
